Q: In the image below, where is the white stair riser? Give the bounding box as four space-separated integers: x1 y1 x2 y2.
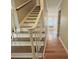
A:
20 28 45 32
12 33 45 38
11 41 44 46
11 53 43 58
22 23 40 26
24 19 36 22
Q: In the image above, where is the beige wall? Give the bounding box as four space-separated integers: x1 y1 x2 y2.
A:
36 0 40 6
59 0 68 49
14 0 36 23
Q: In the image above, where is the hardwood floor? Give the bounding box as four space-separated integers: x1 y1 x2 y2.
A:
44 30 68 59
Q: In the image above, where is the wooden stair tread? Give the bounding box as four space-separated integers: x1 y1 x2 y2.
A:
12 46 44 53
28 15 38 17
12 58 43 59
31 12 39 14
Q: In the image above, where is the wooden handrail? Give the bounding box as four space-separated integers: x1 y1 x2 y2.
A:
16 0 31 10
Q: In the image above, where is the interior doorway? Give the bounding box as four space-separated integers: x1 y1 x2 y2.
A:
57 10 61 37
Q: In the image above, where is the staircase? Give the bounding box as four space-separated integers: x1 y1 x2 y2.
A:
20 6 41 30
11 5 46 59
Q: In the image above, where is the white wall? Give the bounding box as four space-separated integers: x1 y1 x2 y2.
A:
59 0 68 49
47 0 59 16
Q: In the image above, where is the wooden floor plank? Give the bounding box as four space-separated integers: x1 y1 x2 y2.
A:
44 36 68 59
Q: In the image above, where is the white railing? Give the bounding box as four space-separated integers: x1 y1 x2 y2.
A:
28 9 44 59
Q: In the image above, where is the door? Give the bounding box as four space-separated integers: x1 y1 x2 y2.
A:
57 10 61 37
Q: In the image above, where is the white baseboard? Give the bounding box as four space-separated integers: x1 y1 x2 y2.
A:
43 34 48 59
59 37 68 54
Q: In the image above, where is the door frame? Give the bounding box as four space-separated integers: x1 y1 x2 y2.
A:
57 10 61 37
